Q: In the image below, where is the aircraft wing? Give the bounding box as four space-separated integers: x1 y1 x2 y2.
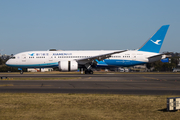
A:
76 50 128 64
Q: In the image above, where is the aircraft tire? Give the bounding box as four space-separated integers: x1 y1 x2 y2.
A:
90 70 93 74
20 71 23 74
85 70 88 74
85 70 93 74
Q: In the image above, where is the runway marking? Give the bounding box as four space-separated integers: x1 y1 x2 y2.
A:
0 84 52 87
143 76 167 81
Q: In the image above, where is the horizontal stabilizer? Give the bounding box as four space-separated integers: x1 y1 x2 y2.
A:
148 54 165 63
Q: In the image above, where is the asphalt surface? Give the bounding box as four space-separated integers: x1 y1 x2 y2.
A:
0 73 180 95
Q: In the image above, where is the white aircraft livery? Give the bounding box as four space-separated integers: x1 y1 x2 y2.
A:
6 25 169 74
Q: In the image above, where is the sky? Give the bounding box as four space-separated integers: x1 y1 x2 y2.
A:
0 0 180 55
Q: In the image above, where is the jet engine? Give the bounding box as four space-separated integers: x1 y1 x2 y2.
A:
58 60 78 71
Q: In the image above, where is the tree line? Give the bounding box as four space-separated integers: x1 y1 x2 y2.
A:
147 52 180 71
0 58 27 72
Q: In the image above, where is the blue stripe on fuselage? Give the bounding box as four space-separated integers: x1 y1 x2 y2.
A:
6 62 58 68
97 59 146 67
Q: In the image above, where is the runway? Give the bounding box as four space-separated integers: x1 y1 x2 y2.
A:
0 73 180 95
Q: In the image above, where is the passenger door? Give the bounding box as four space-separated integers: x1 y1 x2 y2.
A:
132 53 136 61
21 54 26 63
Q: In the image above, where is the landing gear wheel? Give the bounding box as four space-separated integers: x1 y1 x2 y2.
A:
20 71 23 74
85 70 93 74
89 70 93 74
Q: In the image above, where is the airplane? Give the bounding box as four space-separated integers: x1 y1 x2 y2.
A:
6 25 170 74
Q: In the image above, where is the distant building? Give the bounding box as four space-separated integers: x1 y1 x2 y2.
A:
27 68 53 72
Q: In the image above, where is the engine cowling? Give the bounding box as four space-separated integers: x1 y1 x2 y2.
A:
58 60 78 71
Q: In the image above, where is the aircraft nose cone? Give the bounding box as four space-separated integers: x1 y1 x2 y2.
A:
6 60 10 66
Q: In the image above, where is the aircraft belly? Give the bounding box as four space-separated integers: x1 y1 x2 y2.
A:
7 62 58 68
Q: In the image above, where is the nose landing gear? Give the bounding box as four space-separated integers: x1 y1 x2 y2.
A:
18 68 23 74
20 70 23 74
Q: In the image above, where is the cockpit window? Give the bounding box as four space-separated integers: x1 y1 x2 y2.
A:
11 57 16 59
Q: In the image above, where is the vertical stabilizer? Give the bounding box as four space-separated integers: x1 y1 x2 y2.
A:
138 25 169 53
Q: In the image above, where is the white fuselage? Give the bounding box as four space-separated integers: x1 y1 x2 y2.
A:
6 50 159 68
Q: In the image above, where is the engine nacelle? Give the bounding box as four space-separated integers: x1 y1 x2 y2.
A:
58 60 78 71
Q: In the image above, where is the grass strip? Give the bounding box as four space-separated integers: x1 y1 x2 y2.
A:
0 93 179 120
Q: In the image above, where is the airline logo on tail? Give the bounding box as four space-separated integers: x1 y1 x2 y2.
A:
150 40 161 45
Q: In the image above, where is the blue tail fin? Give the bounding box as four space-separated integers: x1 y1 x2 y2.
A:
138 25 169 53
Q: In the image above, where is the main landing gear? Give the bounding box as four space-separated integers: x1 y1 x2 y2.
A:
85 69 93 74
84 62 95 74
